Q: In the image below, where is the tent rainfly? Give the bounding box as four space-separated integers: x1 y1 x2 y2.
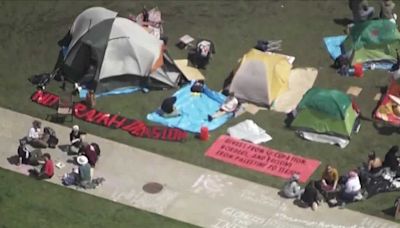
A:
61 7 184 93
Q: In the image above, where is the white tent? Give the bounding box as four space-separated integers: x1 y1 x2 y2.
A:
62 7 183 93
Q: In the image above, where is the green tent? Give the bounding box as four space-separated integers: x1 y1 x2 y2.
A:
342 19 400 65
291 88 358 138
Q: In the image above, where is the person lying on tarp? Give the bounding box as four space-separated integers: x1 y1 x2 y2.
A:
159 96 181 118
208 92 239 121
190 80 205 93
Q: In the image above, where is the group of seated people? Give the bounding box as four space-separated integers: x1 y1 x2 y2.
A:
63 125 101 188
17 121 102 188
158 80 240 122
281 145 400 210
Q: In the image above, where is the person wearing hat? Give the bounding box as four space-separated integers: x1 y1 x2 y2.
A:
69 125 86 154
77 155 92 188
281 173 303 199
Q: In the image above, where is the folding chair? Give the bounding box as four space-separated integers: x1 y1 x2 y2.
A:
47 93 74 122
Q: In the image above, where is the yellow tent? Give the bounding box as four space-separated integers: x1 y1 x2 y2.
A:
228 49 292 106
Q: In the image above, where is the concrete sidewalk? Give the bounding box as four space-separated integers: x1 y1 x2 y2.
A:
0 107 398 228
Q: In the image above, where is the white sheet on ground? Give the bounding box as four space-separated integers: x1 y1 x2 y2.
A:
297 131 350 149
272 67 318 113
227 119 272 144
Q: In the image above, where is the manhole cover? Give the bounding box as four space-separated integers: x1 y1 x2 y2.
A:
142 182 163 194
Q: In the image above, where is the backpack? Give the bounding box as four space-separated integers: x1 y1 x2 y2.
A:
44 127 58 148
90 143 101 156
17 144 31 164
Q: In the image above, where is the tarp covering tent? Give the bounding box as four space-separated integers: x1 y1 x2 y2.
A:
342 19 400 65
61 7 183 93
224 49 292 107
291 88 359 148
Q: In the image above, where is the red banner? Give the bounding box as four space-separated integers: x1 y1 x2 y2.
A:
205 135 320 182
31 90 187 142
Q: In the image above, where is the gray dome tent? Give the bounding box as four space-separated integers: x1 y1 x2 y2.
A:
61 7 184 93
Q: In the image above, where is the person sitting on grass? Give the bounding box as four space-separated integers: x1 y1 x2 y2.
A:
30 153 54 180
27 120 48 148
380 0 396 21
320 164 339 192
348 0 374 23
338 170 363 207
383 145 400 173
159 96 180 118
281 173 303 199
367 151 383 174
300 180 322 211
208 92 239 121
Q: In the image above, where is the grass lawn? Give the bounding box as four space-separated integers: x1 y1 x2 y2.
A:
1 0 400 225
0 168 194 228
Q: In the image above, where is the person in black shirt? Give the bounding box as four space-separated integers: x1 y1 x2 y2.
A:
69 125 86 154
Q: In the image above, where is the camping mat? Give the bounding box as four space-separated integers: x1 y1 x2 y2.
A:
79 86 141 99
147 81 232 133
374 80 400 126
205 135 320 183
174 59 205 81
271 67 318 113
323 35 394 70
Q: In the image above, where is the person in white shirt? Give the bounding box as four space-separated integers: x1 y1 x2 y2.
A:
27 120 48 148
340 170 362 206
208 92 239 121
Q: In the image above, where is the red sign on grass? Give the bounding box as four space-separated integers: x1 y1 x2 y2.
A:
205 135 320 182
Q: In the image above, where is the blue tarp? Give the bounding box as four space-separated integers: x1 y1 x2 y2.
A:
147 81 233 133
323 35 347 60
323 35 394 70
79 86 141 99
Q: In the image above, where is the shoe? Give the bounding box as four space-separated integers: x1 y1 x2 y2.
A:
208 115 213 122
339 202 346 209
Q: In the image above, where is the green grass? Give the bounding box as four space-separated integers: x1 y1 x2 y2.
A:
0 168 195 228
1 0 400 225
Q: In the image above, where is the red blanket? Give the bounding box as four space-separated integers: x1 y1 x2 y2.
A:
206 135 320 182
374 79 400 126
31 90 187 142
